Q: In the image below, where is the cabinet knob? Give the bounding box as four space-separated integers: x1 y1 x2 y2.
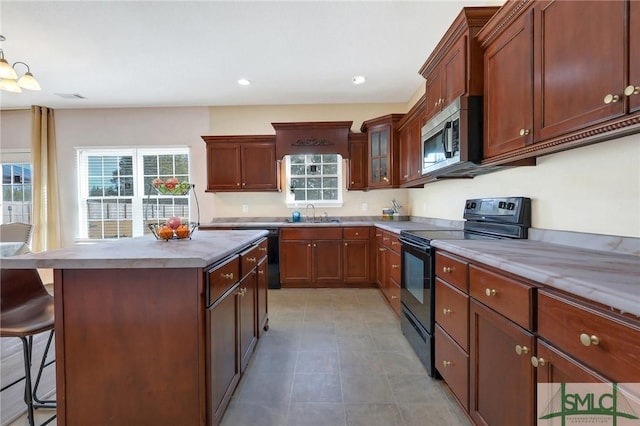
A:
351 181 354 184
404 174 409 178
603 93 620 104
434 101 439 107
530 356 546 367
579 333 600 347
515 345 529 355
442 360 452 367
382 176 389 182
392 264 399 269
221 272 234 280
442 308 452 315
485 288 497 297
344 242 348 246
624 85 640 96
519 128 530 136
313 244 317 248
442 266 453 273
308 244 311 247
247 257 257 263
242 182 246 186
258 270 264 275
236 183 241 186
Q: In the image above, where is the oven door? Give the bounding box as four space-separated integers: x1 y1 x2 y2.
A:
399 238 434 333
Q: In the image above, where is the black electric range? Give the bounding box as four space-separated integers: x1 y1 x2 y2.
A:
398 197 531 376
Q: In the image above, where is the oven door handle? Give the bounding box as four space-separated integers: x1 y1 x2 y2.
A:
399 237 431 254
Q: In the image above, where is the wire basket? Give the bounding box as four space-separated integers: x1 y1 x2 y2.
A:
144 180 200 241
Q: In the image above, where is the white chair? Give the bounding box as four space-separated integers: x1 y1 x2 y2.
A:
0 222 33 246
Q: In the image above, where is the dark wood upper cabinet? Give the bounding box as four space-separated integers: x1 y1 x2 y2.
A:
347 132 368 190
478 0 640 164
360 114 404 189
419 7 499 123
397 96 426 187
202 135 278 192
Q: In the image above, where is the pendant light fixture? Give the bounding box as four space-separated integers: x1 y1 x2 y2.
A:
0 35 41 93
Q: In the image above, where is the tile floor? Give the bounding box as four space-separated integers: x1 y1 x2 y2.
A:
220 288 470 426
7 288 470 426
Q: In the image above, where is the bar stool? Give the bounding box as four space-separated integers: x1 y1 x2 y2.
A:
1 268 56 426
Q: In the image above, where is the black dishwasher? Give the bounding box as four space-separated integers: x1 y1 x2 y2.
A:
233 227 280 289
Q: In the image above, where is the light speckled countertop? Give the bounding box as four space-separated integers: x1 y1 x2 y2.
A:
431 239 640 317
0 230 268 269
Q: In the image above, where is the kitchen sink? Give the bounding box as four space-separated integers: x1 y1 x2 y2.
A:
283 218 340 224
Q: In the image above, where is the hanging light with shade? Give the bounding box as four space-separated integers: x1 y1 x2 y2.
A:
0 35 41 93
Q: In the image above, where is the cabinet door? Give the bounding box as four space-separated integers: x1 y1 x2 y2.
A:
256 258 268 337
313 240 343 283
399 117 422 184
375 241 386 293
239 271 257 372
470 300 535 426
441 36 467 106
424 67 443 120
534 0 626 141
206 143 242 191
241 142 277 191
535 339 607 384
343 239 370 283
368 127 391 187
208 288 240 426
279 240 312 284
629 0 640 114
348 136 368 190
484 8 534 159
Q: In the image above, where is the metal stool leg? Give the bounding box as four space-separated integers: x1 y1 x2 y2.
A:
19 336 36 426
33 330 56 406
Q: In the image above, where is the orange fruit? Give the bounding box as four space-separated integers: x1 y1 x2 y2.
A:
176 224 190 239
158 225 174 240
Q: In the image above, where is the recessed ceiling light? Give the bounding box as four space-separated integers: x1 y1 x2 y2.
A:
352 75 366 85
238 78 251 86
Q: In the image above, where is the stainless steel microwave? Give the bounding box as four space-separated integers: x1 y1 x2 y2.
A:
421 96 483 177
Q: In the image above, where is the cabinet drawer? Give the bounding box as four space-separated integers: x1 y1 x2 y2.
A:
435 279 469 352
382 231 401 253
256 238 268 262
280 227 342 240
387 249 401 284
435 324 469 410
375 229 384 244
240 244 261 277
207 255 240 305
435 251 469 292
538 291 640 383
469 265 533 330
343 226 370 240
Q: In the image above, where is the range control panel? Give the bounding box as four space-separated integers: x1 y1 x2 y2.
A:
463 197 531 226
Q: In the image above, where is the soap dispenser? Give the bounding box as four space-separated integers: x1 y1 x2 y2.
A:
291 211 301 223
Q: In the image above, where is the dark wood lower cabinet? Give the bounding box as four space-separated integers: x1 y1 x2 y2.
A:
534 339 606 384
208 285 241 426
257 258 269 337
470 300 535 426
238 271 257 372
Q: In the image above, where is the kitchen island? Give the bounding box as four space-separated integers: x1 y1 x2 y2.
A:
1 230 268 426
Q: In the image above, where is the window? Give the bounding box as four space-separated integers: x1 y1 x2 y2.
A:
285 154 343 207
77 147 190 240
1 162 32 224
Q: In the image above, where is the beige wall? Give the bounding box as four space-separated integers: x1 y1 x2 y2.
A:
408 134 640 237
2 102 639 246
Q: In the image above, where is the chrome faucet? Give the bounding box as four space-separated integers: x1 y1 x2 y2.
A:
306 203 316 222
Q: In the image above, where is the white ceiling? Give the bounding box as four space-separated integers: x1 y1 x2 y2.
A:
0 0 501 110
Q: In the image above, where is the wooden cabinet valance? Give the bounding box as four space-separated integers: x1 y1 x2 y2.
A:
271 121 352 159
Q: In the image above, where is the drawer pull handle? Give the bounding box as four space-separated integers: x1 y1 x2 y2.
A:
530 356 546 367
237 288 246 296
258 270 264 275
376 234 382 237
391 295 398 299
624 85 640 96
515 345 529 355
247 257 257 263
442 266 453 273
221 273 234 280
580 333 600 347
392 264 399 269
379 248 386 252
383 237 390 241
259 247 267 252
391 241 400 246
603 93 620 104
442 308 452 315
442 360 452 367
485 288 497 297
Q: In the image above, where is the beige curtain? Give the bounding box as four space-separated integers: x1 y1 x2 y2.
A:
31 105 61 252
